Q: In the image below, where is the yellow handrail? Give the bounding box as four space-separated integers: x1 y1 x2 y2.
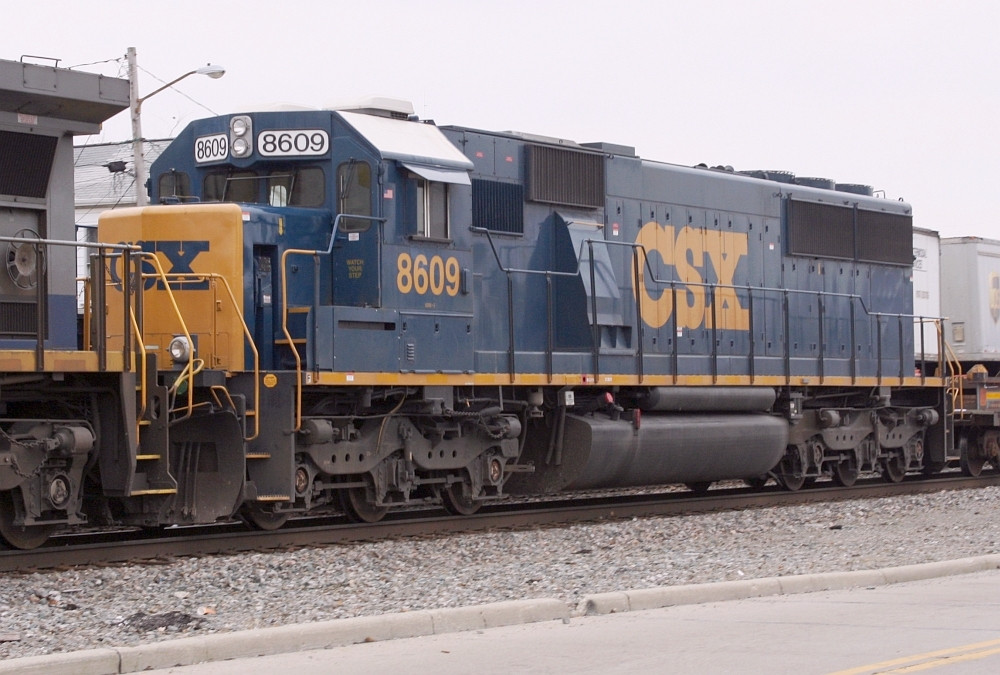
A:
138 270 262 442
80 275 91 351
196 273 261 442
128 306 148 422
941 323 965 419
136 252 196 420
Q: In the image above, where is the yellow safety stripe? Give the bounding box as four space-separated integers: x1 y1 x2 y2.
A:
301 371 945 389
0 350 127 372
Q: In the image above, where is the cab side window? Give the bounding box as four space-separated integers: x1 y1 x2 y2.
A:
157 171 191 202
337 161 372 232
416 179 449 239
268 167 325 207
204 170 258 203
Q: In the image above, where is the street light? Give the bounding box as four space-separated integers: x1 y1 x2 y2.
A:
127 47 225 206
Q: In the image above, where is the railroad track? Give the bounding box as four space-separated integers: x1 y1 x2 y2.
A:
3 472 999 573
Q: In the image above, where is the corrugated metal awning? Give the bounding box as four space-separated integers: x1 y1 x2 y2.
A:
401 162 471 186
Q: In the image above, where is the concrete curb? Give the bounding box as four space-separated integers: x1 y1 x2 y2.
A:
4 555 1000 674
0 598 570 675
575 553 1000 616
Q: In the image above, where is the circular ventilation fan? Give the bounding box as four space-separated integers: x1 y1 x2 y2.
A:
6 228 41 289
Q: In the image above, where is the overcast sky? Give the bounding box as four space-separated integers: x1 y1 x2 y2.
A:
5 0 998 238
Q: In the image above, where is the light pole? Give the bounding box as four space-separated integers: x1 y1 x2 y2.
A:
127 47 225 206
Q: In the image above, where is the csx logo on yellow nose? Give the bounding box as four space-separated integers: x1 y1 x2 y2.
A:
109 240 210 291
632 223 750 331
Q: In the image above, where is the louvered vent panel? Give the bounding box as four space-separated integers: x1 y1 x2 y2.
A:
858 209 913 266
526 145 603 208
0 130 57 198
472 179 524 234
0 301 39 337
787 200 855 260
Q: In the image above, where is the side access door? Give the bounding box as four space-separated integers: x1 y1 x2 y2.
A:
331 139 381 307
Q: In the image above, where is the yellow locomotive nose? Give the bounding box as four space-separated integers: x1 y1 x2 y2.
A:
99 203 248 373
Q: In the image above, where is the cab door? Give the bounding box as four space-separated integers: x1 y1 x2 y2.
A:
331 143 380 307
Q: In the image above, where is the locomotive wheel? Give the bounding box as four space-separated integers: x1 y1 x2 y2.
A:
0 490 56 550
685 481 712 494
241 503 290 531
441 483 481 516
958 437 985 477
881 454 907 483
775 454 806 491
340 487 389 523
831 458 859 487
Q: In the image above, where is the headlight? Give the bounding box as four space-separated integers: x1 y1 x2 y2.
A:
232 137 250 157
230 116 252 157
168 335 192 363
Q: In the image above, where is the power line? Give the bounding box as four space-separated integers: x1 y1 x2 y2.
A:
66 56 123 70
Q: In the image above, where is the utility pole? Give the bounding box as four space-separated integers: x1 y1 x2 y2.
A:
126 48 224 208
127 47 148 206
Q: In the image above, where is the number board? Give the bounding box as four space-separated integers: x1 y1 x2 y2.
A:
194 134 229 163
257 129 330 157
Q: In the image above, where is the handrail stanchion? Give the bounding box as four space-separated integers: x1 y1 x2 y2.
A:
898 315 905 380
671 282 678 383
545 272 553 382
817 293 825 383
876 316 884 383
783 290 791 380
633 247 645 382
588 240 600 378
92 250 107 371
507 273 516 382
747 286 755 383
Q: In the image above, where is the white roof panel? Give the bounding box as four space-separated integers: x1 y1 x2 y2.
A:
338 111 473 172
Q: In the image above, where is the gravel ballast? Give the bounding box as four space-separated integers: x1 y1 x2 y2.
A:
2 486 999 660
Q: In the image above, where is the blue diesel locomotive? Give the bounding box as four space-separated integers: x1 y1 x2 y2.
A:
113 96 954 527
3 75 994 549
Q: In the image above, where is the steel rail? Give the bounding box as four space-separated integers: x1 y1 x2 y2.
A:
2 473 998 573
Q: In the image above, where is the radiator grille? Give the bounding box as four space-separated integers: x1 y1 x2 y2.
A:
857 209 913 265
0 301 40 337
0 130 57 198
787 200 854 260
787 199 913 266
526 145 603 208
472 179 524 234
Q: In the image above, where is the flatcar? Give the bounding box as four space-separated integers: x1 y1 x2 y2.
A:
3 65 999 549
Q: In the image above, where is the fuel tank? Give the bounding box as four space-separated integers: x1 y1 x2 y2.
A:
506 412 788 493
637 386 776 412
